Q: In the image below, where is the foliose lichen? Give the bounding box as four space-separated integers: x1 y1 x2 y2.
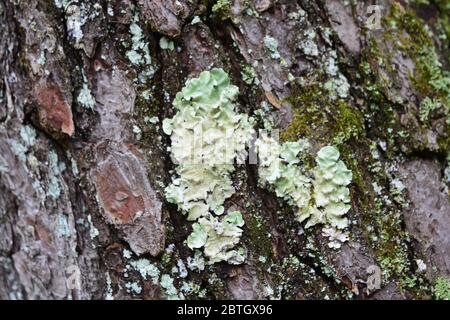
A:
162 68 255 264
255 132 312 219
159 37 175 51
129 259 160 284
301 146 352 230
187 211 246 264
126 11 155 83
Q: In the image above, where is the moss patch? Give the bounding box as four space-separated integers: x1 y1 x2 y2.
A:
281 85 364 146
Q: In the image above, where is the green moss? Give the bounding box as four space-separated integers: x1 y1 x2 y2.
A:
281 86 364 147
358 3 450 155
363 174 419 293
338 145 365 192
301 146 352 232
434 276 450 300
333 101 365 145
358 40 417 156
211 0 231 20
383 3 450 128
244 212 273 259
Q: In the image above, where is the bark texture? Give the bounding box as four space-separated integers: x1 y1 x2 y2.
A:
0 0 449 300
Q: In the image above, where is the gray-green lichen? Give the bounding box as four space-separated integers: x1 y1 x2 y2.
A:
159 37 175 51
187 211 245 264
301 146 352 230
129 259 160 284
125 281 142 295
162 68 255 264
77 71 96 109
87 214 99 241
263 35 281 59
105 272 114 300
256 135 352 248
299 29 319 57
255 132 312 218
160 274 180 300
62 1 102 50
126 12 155 83
47 150 64 200
241 64 260 86
20 125 37 147
187 250 205 272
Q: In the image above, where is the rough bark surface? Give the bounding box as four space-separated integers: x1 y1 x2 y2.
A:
0 0 449 300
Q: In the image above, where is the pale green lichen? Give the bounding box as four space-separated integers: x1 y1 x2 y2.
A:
324 74 350 99
187 211 246 264
67 151 79 177
132 125 142 140
19 125 36 147
54 0 70 9
288 9 306 21
87 214 99 240
300 29 319 57
176 259 188 278
125 281 142 295
263 35 281 59
321 226 349 249
255 132 312 218
47 151 63 199
191 16 202 25
301 146 352 230
65 4 85 47
105 272 114 300
160 274 180 300
163 68 254 264
144 116 159 124
77 71 96 109
122 249 132 259
256 137 352 247
159 37 174 51
57 215 71 237
180 281 207 298
241 64 260 85
9 140 27 162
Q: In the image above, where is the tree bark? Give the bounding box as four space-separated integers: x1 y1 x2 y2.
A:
0 0 449 300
